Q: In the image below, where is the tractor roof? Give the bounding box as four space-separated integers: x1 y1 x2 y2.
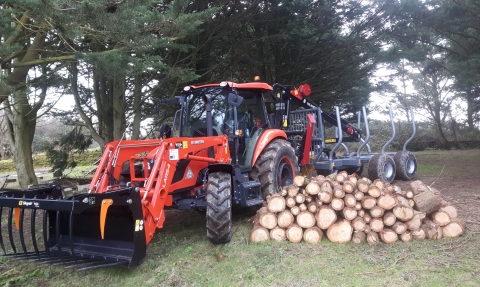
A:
190 81 273 91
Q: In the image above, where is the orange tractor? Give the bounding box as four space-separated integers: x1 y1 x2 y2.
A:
0 80 417 270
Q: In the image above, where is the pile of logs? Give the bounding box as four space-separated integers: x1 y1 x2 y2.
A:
249 172 465 244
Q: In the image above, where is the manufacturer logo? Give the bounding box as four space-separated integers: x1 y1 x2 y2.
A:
162 163 171 189
18 201 39 208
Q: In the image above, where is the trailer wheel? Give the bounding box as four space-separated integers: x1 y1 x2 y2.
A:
393 151 417 180
368 154 396 183
206 172 232 244
252 139 299 199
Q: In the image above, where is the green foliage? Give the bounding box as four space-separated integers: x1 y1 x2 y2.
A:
45 127 93 174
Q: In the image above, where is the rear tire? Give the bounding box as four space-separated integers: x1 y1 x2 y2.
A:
206 172 232 244
251 139 299 199
393 151 417 180
368 154 396 183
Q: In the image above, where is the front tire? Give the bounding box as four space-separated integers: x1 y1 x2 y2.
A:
393 151 417 180
206 172 232 244
368 154 396 183
251 139 299 199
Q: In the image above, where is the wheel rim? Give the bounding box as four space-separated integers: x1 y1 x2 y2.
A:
278 157 294 186
384 161 395 179
406 157 416 174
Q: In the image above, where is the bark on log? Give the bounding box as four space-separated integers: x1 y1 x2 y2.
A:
392 221 407 234
342 181 356 193
364 225 371 234
305 182 321 195
421 219 443 240
277 210 295 228
409 180 430 195
361 196 377 209
331 198 345 211
370 206 385 218
383 211 396 227
356 179 370 193
432 211 451 227
269 226 287 241
318 182 333 203
400 231 412 242
439 205 459 219
287 185 300 197
411 229 426 240
393 205 415 221
326 220 353 243
405 211 426 231
380 228 398 244
267 194 286 213
286 224 304 243
316 206 337 230
377 192 398 210
367 231 380 244
370 217 384 233
342 207 358 221
352 216 366 231
303 227 323 244
442 218 466 238
397 196 410 207
280 186 288 197
297 211 316 228
352 231 366 244
294 175 309 187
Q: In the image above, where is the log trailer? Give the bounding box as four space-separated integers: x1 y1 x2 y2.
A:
0 80 417 270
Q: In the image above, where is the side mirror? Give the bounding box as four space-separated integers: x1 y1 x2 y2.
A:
227 92 243 107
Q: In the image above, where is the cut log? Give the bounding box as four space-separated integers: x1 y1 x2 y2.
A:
286 224 304 243
361 196 377 209
314 175 326 185
293 175 309 188
277 210 295 228
352 231 366 244
442 218 466 238
333 187 345 199
373 179 385 190
356 179 370 193
370 206 385 218
250 226 270 242
392 221 407 234
315 206 337 230
393 205 415 221
342 207 358 221
384 183 395 193
299 203 307 211
335 173 347 183
330 198 345 211
397 196 410 207
326 220 353 243
405 190 414 199
286 196 296 208
315 198 323 207
258 208 277 229
303 227 323 244
409 180 430 195
369 217 384 233
267 194 286 213
439 204 459 219
355 202 362 211
354 191 364 201
358 209 365 218
305 182 321 195
431 211 451 227
405 211 426 231
363 213 372 224
295 193 306 204
304 194 313 203
411 229 426 240
269 226 287 241
297 211 316 228
348 174 358 185
342 181 356 193
318 182 334 203
287 185 300 197
344 194 357 208
367 185 382 198
367 231 380 245
307 202 318 213
408 199 415 208
380 228 398 244
400 231 412 242
280 186 288 197
421 219 443 240
413 187 442 215
290 205 300 216
377 192 398 210
364 225 371 234
383 211 396 227
352 216 366 231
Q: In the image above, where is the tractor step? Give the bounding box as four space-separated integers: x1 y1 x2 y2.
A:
245 198 263 206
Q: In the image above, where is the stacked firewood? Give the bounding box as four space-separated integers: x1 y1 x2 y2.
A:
249 172 465 244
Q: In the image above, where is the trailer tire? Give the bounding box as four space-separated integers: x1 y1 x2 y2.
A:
393 151 417 180
206 172 232 244
252 139 299 199
368 154 396 183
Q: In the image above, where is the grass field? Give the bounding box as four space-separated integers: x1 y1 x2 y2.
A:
1 150 479 287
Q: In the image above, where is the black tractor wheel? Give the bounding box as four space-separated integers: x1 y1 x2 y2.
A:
368 154 396 183
251 139 299 199
393 151 417 180
206 172 232 244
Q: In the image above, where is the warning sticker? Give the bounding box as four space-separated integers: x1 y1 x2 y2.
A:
182 141 188 148
169 149 179 160
135 220 140 232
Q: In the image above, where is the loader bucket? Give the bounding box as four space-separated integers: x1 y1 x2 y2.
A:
0 184 146 271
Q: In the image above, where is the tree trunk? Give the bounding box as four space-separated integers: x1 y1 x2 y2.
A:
413 188 443 215
131 74 143 140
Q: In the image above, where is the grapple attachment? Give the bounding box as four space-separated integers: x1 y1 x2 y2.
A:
0 184 146 271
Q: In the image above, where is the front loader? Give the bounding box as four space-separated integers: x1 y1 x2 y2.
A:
0 80 417 270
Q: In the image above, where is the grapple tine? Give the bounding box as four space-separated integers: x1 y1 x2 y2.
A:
31 209 40 258
18 208 28 257
0 206 5 254
7 207 17 255
68 211 76 263
55 211 64 264
42 209 50 259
